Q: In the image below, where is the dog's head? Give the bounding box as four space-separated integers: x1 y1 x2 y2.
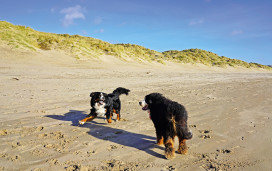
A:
139 93 163 111
90 92 107 106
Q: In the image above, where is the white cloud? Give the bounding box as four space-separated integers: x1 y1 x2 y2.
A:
50 8 55 13
231 30 244 35
189 19 204 26
60 5 86 27
27 9 33 13
94 29 104 33
94 17 103 25
81 30 88 35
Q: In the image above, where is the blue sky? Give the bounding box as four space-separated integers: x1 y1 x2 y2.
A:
1 0 272 65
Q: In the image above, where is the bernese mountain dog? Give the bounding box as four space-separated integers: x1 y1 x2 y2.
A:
139 93 192 159
79 87 130 125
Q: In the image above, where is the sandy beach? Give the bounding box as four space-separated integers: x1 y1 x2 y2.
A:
0 46 272 171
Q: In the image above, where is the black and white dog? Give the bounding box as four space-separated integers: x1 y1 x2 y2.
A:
79 87 130 124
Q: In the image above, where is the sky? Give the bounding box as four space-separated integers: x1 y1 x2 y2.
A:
1 0 272 65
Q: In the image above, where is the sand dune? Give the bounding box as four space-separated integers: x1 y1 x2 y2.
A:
0 46 272 170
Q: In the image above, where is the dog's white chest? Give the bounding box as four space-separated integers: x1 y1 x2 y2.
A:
94 103 106 116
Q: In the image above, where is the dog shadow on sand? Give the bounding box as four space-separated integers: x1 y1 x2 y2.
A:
45 110 165 159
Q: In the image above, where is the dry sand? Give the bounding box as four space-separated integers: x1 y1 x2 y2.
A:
0 46 272 171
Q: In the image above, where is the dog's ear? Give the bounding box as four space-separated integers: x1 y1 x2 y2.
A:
90 92 95 97
145 95 152 104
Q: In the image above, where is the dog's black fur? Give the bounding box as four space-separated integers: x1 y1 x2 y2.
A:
139 93 192 159
79 87 130 124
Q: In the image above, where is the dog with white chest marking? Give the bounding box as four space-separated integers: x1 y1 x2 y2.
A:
79 87 130 124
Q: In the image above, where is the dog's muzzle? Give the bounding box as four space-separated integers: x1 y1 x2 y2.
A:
98 100 105 105
139 100 149 110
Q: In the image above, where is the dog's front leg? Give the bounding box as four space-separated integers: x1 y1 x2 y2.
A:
79 110 97 125
155 128 164 145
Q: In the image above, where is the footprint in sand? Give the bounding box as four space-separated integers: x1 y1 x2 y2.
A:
106 144 124 151
46 158 60 165
0 153 21 161
216 149 232 154
11 142 23 149
0 126 44 137
87 150 96 155
164 165 176 171
119 118 128 122
0 129 8 136
199 130 212 139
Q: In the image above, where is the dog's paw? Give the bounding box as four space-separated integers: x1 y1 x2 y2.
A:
165 147 175 159
178 148 188 155
165 152 175 159
79 120 85 125
156 142 163 146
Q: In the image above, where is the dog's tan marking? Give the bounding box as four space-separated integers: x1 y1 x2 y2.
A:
157 136 164 145
79 115 96 125
165 138 175 159
107 118 112 123
107 113 113 123
116 113 120 121
178 138 188 154
171 116 177 135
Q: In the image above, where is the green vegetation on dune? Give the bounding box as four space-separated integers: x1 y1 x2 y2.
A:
163 49 270 69
0 21 162 62
0 21 270 69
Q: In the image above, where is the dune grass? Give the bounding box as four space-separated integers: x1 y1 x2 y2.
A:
163 49 271 69
0 21 270 69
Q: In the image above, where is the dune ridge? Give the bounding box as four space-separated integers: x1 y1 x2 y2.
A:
0 20 271 70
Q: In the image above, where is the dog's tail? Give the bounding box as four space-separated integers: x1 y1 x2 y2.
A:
112 87 130 96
